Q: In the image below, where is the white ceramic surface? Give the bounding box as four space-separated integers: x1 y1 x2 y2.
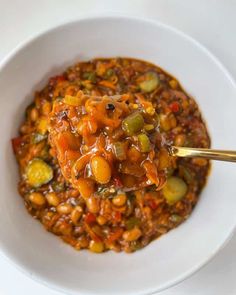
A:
0 15 236 295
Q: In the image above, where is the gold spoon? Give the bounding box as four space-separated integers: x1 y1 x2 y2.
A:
169 146 236 162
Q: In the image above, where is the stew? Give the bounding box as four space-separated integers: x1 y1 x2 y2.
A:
12 58 210 253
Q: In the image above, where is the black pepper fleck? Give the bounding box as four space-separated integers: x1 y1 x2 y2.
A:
106 103 115 111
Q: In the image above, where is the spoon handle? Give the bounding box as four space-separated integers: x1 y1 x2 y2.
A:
169 146 236 162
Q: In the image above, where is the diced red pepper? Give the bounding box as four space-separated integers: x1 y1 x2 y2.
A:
148 199 158 210
84 212 96 224
49 75 65 86
169 101 180 113
113 211 122 222
113 176 123 188
11 137 22 153
57 75 66 82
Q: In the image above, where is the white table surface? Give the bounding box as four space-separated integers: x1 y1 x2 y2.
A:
0 0 235 294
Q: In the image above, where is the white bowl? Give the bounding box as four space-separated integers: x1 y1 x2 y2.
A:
0 15 236 295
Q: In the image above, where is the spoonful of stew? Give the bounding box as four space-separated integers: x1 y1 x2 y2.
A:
47 91 236 200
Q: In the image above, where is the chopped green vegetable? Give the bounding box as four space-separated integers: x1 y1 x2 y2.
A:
130 241 142 251
184 137 193 147
26 158 53 188
113 142 126 160
137 133 151 152
139 72 159 93
125 217 141 230
180 166 193 184
162 176 187 204
105 68 114 78
82 72 97 83
166 167 174 177
144 124 154 131
169 214 182 223
153 113 160 125
51 181 65 192
81 81 93 90
122 112 144 135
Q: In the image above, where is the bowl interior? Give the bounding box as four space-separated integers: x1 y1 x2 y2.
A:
0 16 236 295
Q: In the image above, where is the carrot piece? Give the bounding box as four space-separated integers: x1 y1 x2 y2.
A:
143 161 160 186
84 222 101 242
56 131 79 152
98 80 117 90
106 228 124 244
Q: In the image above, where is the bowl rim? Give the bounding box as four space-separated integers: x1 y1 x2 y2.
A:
0 13 236 295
